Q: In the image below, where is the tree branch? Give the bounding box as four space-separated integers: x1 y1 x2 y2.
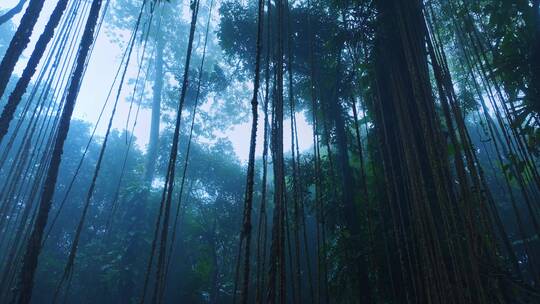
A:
0 0 27 26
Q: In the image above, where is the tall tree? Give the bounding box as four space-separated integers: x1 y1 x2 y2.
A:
14 1 103 302
373 0 509 302
144 29 164 185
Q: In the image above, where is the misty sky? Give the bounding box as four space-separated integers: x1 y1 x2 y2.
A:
0 0 314 161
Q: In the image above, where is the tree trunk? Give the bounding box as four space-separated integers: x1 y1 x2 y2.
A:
14 1 103 303
328 44 372 303
0 0 69 143
0 0 44 100
209 216 219 304
373 0 498 302
144 32 164 185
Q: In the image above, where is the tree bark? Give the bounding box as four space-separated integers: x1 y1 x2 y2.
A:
0 0 44 100
0 0 68 143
